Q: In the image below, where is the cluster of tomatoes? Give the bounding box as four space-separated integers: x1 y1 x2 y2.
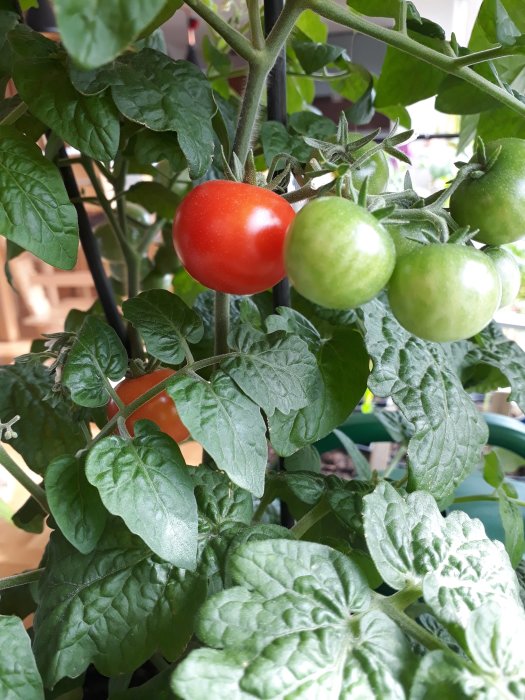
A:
172 137 523 344
110 138 524 443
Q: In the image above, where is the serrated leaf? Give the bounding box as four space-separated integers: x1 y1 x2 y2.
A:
32 522 206 687
365 483 521 631
358 299 488 503
222 324 320 417
269 327 369 456
283 444 321 473
0 615 44 700
45 454 107 554
86 423 197 567
463 322 525 412
0 363 85 475
265 307 321 349
133 128 185 170
111 50 216 178
483 450 504 488
62 316 128 407
10 26 119 161
409 650 476 700
173 539 414 700
168 372 267 496
53 0 175 69
0 126 78 269
123 290 203 365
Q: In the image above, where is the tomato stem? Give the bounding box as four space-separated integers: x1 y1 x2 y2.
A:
247 0 265 50
0 444 49 514
0 567 45 592
291 499 331 538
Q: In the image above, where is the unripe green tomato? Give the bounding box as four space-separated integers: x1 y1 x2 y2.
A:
383 222 423 259
347 133 389 195
284 197 396 309
483 246 521 308
388 244 501 342
449 138 525 245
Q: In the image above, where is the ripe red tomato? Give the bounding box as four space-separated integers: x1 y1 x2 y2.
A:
172 180 295 294
107 368 189 443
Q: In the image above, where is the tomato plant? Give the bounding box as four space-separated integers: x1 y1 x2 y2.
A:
172 180 295 295
284 197 395 308
1 1 525 698
388 243 501 342
483 246 521 308
450 138 525 245
107 368 189 443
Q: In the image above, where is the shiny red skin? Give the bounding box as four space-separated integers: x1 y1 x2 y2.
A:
107 368 189 443
172 180 295 295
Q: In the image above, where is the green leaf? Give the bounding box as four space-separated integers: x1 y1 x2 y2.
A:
286 73 315 114
9 26 119 161
86 423 198 567
375 32 447 107
0 126 78 269
12 497 45 534
498 488 525 566
483 450 505 487
111 50 216 178
260 121 311 167
463 322 525 412
436 73 502 115
168 372 267 497
292 41 345 73
0 615 44 699
173 539 414 699
53 0 171 69
288 111 337 140
409 650 475 700
62 316 127 407
332 428 372 480
283 444 321 473
45 454 107 554
68 60 113 95
295 9 327 42
222 324 320 417
33 522 206 687
125 181 181 220
133 129 185 170
358 299 488 503
364 482 521 630
269 327 369 456
123 290 203 365
0 363 85 475
110 666 175 700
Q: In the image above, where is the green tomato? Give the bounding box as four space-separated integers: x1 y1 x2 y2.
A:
483 246 521 308
388 244 501 342
284 197 395 309
383 221 424 258
347 132 389 195
449 138 525 245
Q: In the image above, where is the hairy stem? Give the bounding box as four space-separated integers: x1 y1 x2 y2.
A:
0 567 45 592
0 445 48 513
184 0 255 62
454 494 525 507
248 0 265 50
308 0 525 120
214 292 231 356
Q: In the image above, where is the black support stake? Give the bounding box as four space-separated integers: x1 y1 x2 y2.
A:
58 149 129 353
265 0 294 529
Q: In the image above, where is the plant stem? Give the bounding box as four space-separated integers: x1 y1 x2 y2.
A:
184 0 255 62
0 567 45 592
83 352 239 449
0 445 48 513
291 499 331 538
397 0 407 35
214 292 231 356
308 0 525 121
248 0 265 50
454 494 525 507
383 445 407 479
375 591 450 652
452 45 516 67
0 100 28 126
232 64 268 164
